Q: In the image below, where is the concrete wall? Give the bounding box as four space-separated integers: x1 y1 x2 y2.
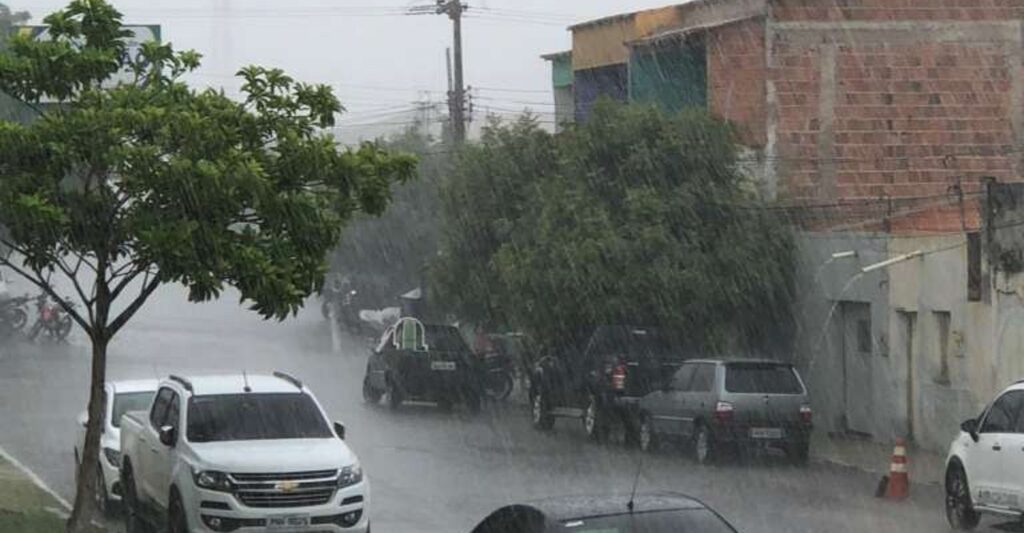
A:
796 231 995 451
794 232 892 439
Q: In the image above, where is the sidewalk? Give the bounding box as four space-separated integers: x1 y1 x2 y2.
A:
811 431 946 486
0 454 68 532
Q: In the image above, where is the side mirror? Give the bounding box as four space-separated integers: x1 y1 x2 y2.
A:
158 425 177 447
76 411 88 428
334 421 346 440
961 418 979 442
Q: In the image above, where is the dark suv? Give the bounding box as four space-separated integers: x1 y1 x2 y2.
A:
635 358 813 464
529 326 690 441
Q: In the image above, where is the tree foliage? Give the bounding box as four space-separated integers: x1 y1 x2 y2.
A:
433 102 794 352
0 1 414 529
328 127 444 305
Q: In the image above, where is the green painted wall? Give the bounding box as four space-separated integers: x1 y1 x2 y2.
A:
629 41 707 114
551 54 573 89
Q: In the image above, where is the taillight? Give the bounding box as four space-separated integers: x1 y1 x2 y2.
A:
610 364 627 391
800 405 813 424
713 401 734 424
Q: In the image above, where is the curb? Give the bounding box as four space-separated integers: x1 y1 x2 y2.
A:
0 444 72 511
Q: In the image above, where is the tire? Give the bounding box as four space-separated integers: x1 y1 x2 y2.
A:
531 390 555 430
786 440 810 466
385 376 403 410
485 372 514 401
168 492 188 533
9 308 27 331
121 464 150 533
583 395 607 442
637 414 657 453
946 463 981 531
693 423 717 465
362 377 383 405
56 316 72 341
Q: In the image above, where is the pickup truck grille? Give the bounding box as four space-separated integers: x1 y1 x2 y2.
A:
229 470 338 508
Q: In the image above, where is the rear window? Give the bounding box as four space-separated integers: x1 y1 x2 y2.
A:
186 393 332 442
724 363 803 395
425 326 471 352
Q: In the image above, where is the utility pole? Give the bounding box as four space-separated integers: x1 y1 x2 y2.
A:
409 0 468 144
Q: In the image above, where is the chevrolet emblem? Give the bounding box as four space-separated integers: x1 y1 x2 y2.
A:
276 480 299 493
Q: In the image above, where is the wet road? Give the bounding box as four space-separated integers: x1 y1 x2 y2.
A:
0 286 974 532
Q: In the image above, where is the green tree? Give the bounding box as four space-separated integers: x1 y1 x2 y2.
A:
0 2 32 123
432 115 558 328
0 1 415 530
434 102 793 352
328 127 444 305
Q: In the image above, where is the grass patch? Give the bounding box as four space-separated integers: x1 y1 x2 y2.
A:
0 509 65 532
0 456 67 532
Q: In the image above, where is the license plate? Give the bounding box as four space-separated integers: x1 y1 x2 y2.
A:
431 361 456 371
267 515 310 530
750 427 783 439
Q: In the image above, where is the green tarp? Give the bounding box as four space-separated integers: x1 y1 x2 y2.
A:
629 41 707 114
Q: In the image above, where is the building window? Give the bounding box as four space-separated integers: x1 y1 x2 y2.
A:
968 232 982 302
857 319 872 354
934 311 951 385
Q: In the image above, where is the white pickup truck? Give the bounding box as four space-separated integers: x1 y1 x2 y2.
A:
119 372 369 533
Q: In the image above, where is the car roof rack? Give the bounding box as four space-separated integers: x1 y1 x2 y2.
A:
273 371 303 390
168 375 193 392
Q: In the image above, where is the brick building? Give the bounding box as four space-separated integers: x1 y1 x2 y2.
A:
544 0 1024 451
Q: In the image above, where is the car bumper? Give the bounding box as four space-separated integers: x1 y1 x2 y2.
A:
188 481 370 533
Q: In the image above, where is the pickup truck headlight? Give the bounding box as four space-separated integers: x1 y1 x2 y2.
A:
337 464 362 489
102 447 121 469
193 470 233 492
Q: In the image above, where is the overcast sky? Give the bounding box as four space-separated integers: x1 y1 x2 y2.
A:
12 1 678 138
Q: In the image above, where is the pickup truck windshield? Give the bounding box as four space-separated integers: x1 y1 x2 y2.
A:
186 393 332 442
111 391 156 428
724 364 804 395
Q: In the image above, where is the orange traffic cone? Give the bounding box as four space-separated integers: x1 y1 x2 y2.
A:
884 438 910 500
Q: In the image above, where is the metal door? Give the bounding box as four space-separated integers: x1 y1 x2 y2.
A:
841 302 873 436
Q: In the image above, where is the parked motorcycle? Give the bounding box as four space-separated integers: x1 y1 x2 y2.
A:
28 294 74 342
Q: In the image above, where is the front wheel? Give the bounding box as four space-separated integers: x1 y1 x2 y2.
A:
168 493 188 533
531 390 555 430
55 316 73 341
8 308 27 331
362 377 383 405
946 464 980 530
485 372 514 401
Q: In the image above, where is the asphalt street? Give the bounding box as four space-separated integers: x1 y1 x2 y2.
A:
0 284 998 532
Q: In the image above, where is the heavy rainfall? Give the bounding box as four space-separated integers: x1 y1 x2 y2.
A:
0 0 1021 532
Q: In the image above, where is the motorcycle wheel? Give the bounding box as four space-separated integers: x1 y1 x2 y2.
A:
55 316 73 341
9 308 27 331
485 372 514 401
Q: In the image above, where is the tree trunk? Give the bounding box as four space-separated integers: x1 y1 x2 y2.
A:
65 333 109 533
67 278 111 533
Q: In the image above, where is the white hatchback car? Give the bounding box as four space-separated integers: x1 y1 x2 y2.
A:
946 381 1024 530
75 379 159 515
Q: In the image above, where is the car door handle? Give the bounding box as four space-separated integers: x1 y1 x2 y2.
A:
993 444 1002 451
